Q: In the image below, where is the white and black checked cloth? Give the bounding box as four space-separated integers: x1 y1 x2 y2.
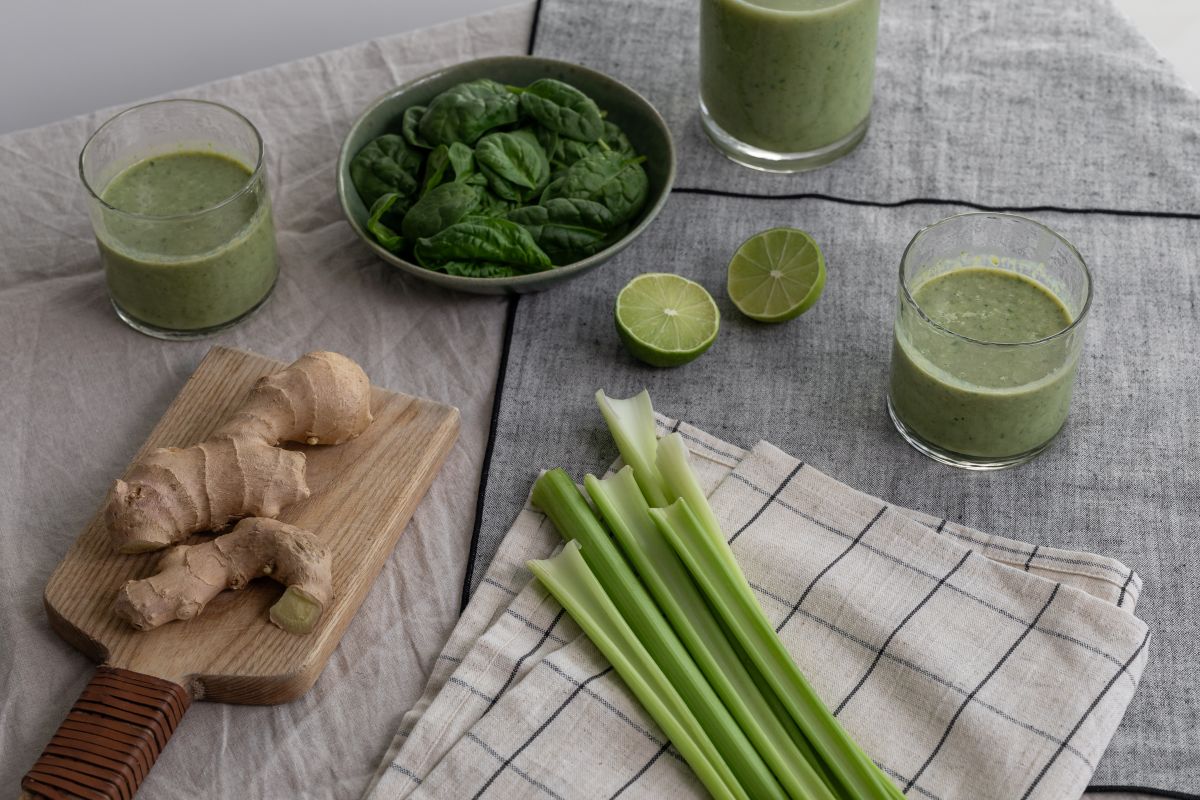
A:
367 418 1148 800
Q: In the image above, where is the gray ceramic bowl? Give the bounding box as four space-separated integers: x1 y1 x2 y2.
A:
337 56 676 295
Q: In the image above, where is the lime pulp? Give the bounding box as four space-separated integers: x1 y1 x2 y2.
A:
727 227 826 323
615 273 720 367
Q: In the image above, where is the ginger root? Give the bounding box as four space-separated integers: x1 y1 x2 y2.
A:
105 351 372 553
212 350 374 447
114 517 334 635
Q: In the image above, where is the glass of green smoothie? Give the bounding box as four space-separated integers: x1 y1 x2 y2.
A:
80 99 278 339
699 0 880 172
887 213 1092 470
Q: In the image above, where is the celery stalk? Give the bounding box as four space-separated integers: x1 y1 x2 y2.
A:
725 623 839 791
527 542 740 800
595 390 670 507
656 434 788 645
532 469 787 800
650 498 903 800
655 434 902 798
586 468 838 800
655 432 726 544
593 391 901 799
592 394 830 781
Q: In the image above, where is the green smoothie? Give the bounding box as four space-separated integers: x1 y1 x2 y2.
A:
97 150 277 332
889 267 1079 459
699 0 880 154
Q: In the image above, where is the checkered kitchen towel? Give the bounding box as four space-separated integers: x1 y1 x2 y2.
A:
367 419 1149 800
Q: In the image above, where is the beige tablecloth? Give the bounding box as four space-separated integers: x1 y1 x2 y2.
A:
0 5 531 798
0 2 1157 798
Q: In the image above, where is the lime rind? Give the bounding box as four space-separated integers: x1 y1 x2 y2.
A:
727 227 826 323
616 273 720 367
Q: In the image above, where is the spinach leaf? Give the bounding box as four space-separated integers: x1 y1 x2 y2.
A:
479 165 521 203
534 126 560 162
544 121 637 175
418 79 521 146
538 132 591 175
402 106 432 149
414 218 552 274
518 79 604 143
401 182 480 240
507 198 617 265
422 145 452 195
474 189 518 218
448 142 475 178
422 141 481 196
350 134 422 208
475 130 550 203
541 151 649 225
601 120 636 157
365 193 406 252
555 138 597 170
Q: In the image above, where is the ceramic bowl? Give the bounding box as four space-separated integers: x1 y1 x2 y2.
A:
337 55 676 295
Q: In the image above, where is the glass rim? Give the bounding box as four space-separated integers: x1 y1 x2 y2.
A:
898 211 1093 348
78 98 265 222
719 0 864 17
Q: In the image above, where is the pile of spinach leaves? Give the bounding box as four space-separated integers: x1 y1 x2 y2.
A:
350 77 650 278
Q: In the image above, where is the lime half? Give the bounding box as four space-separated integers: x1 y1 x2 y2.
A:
615 273 720 367
727 227 826 323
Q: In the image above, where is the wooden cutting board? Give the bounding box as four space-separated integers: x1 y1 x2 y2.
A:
23 346 459 800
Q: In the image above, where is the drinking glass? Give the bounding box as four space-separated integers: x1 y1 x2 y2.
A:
699 0 881 172
887 213 1092 469
80 99 277 339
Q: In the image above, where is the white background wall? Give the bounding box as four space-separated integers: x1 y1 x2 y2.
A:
1 0 1197 134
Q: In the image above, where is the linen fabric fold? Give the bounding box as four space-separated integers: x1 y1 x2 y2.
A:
368 418 1147 800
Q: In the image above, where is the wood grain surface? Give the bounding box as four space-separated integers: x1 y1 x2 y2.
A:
42 346 459 705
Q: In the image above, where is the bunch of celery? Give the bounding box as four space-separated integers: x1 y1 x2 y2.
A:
526 390 903 799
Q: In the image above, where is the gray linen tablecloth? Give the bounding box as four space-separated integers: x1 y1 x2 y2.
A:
468 0 1200 795
0 0 1186 798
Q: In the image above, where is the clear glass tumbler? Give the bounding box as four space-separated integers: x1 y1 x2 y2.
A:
80 99 277 339
887 213 1092 470
699 0 881 172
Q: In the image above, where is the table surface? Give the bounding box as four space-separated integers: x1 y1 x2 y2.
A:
0 2 1183 799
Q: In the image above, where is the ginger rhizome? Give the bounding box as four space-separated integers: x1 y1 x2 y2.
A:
115 517 334 635
105 351 373 554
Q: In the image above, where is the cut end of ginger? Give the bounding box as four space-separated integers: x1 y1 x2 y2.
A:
270 587 325 635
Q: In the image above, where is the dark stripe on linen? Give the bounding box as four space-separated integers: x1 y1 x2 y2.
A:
833 550 973 716
727 461 805 545
776 506 887 633
471 667 612 799
904 584 1062 791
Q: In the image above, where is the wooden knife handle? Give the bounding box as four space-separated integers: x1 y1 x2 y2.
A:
22 666 191 800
